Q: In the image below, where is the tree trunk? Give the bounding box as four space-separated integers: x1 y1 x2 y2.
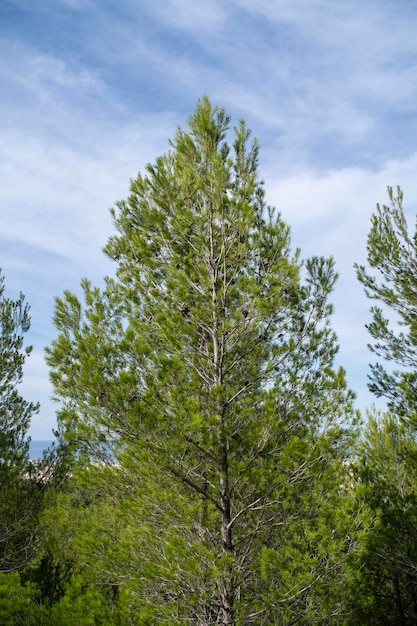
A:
218 430 234 626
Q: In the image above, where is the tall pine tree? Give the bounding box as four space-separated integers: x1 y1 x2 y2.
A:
47 98 357 624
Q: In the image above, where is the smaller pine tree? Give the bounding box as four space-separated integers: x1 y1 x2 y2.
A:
0 269 40 571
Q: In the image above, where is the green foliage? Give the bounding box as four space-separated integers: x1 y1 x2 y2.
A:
346 412 417 625
0 271 38 444
0 269 41 572
46 97 358 624
352 186 417 621
0 572 46 625
356 186 417 423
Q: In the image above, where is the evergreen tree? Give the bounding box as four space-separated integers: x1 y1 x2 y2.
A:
0 270 40 572
356 186 417 423
346 412 417 625
46 97 357 624
353 187 417 624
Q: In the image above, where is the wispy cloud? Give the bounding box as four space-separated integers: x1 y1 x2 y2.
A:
147 0 229 34
266 153 417 409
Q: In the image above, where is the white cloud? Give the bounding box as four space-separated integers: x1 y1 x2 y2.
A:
0 41 178 270
0 40 105 103
263 153 417 414
267 155 417 231
147 0 229 34
55 0 93 8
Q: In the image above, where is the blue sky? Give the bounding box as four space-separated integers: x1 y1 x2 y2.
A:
2 0 417 438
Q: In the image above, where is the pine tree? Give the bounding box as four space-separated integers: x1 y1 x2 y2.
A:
353 187 417 623
346 412 417 625
356 186 417 423
0 270 40 571
47 97 357 624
